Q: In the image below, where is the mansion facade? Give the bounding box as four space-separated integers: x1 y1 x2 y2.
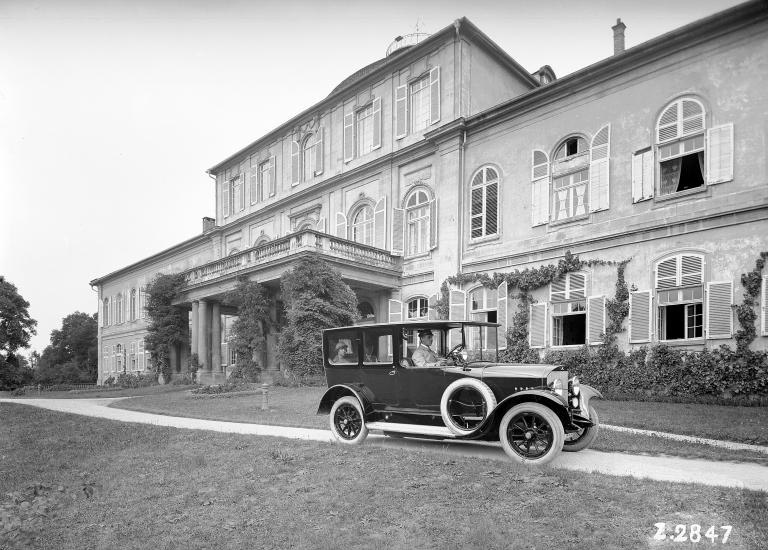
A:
91 1 768 384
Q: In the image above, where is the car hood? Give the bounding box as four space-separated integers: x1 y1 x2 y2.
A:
473 363 562 379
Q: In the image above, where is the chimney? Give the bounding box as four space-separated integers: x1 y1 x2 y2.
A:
202 217 215 233
612 18 626 55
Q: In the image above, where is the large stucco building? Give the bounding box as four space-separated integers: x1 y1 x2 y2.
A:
91 1 768 384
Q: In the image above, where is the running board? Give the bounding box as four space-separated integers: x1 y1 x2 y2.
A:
366 421 456 439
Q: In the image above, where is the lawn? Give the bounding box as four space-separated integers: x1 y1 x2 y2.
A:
6 384 196 399
1 403 766 549
110 386 768 464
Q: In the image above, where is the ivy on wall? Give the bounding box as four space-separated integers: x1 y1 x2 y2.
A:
734 252 768 353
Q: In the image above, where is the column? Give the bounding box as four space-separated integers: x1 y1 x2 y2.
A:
191 301 199 362
180 308 189 371
198 299 209 371
211 302 222 372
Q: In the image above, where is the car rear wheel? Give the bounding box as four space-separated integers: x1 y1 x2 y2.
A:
563 404 599 452
329 396 368 445
440 379 497 436
499 403 564 466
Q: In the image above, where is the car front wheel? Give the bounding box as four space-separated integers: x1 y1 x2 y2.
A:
329 396 369 445
563 404 599 452
499 403 564 466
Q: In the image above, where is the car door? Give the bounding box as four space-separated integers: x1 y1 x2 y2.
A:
358 327 401 409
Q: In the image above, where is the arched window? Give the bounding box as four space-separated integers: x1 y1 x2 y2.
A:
655 253 705 340
252 235 271 248
116 293 124 324
303 134 317 182
470 166 499 239
351 205 374 246
552 136 589 221
102 298 110 327
406 297 428 320
357 301 375 322
130 289 137 321
656 98 706 196
405 189 430 256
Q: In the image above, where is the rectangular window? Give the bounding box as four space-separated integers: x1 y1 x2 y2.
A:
407 298 428 319
356 104 375 157
328 330 358 365
257 160 271 203
553 168 589 221
551 300 586 346
658 287 703 340
363 330 393 365
407 205 429 256
410 75 430 133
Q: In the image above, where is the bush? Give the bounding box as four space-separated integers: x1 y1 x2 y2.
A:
102 376 115 386
115 372 157 389
191 383 243 395
171 373 195 385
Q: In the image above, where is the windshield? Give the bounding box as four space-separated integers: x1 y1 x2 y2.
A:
460 324 499 362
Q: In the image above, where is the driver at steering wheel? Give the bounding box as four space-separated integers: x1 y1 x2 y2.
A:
412 329 452 368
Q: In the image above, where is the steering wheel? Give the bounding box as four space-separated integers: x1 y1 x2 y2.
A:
446 343 465 362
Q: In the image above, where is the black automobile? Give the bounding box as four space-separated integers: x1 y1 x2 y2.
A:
317 321 602 465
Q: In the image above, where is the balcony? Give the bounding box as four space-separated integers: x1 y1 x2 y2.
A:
181 230 402 292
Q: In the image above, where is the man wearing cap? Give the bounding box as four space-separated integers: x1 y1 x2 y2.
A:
411 329 447 368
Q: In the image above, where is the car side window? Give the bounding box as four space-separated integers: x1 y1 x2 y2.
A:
363 330 393 365
329 330 358 365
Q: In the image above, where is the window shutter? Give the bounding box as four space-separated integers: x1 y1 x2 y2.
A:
448 289 467 347
706 281 733 339
391 207 405 255
315 216 326 233
568 273 587 299
250 163 258 204
428 294 439 320
138 340 145 369
395 84 407 139
629 290 652 343
269 156 276 196
656 257 678 289
657 102 679 143
374 196 386 249
238 174 245 211
529 302 547 349
335 212 348 239
429 66 440 125
587 295 606 345
110 296 115 325
343 112 355 161
762 275 768 337
315 127 324 175
706 123 734 185
631 149 654 202
388 299 403 323
531 149 550 226
291 140 300 185
429 198 437 250
222 180 230 217
589 124 610 212
372 97 382 150
681 254 704 287
550 277 566 302
497 281 508 350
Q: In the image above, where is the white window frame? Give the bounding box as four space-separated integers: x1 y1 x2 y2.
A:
470 166 499 240
410 75 431 133
654 253 706 342
550 273 588 347
405 189 431 257
551 137 590 222
350 204 374 246
655 97 707 197
406 297 429 321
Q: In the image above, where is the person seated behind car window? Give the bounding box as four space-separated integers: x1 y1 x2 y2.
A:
411 329 450 368
332 342 350 363
364 342 378 363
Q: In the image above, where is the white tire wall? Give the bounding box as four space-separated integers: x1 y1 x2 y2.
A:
498 402 565 466
329 395 369 445
562 404 599 452
440 378 497 436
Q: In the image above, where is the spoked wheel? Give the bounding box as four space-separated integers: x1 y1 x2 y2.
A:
499 403 564 465
563 404 599 452
440 379 497 436
329 396 369 445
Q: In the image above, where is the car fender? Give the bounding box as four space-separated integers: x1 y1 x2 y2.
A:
487 389 571 430
317 384 374 416
578 384 603 420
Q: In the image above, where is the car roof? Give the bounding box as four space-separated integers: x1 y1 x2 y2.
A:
323 320 501 335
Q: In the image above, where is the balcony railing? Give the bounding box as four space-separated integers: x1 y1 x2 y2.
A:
183 230 401 287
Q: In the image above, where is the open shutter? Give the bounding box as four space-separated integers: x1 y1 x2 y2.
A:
706 281 733 339
343 112 355 162
315 216 326 233
428 294 439 320
391 207 404 255
587 295 606 345
335 212 347 239
238 174 245 211
497 281 508 350
631 149 654 202
222 179 230 217
291 140 300 185
374 196 386 249
449 289 467 348
138 340 144 369
429 66 440 125
762 275 768 336
269 156 277 196
372 97 382 150
529 303 547 348
629 290 652 343
315 127 324 175
388 299 403 323
395 84 407 139
531 149 550 226
589 124 610 212
706 123 734 185
429 198 437 250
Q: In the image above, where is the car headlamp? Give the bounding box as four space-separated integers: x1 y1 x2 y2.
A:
570 376 580 396
550 378 564 396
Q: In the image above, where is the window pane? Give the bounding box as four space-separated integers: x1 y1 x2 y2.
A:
411 76 430 132
363 330 392 364
328 330 358 365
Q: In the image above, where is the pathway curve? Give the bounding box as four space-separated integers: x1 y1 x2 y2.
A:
3 398 767 492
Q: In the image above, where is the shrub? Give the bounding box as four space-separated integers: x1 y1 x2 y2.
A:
102 376 115 386
115 372 157 389
191 383 243 395
171 373 195 385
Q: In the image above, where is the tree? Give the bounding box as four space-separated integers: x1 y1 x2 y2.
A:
225 278 272 381
35 312 98 384
0 276 37 389
277 256 358 379
144 273 188 380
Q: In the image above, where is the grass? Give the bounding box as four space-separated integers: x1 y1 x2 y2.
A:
1 403 767 549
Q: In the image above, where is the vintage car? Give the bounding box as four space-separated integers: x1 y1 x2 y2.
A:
317 321 602 465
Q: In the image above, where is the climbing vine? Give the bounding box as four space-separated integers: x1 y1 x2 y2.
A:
734 252 767 353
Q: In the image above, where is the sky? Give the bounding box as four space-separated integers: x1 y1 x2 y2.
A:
0 0 745 354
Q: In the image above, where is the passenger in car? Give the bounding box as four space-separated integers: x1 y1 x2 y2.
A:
411 329 448 368
332 342 350 363
364 342 378 363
